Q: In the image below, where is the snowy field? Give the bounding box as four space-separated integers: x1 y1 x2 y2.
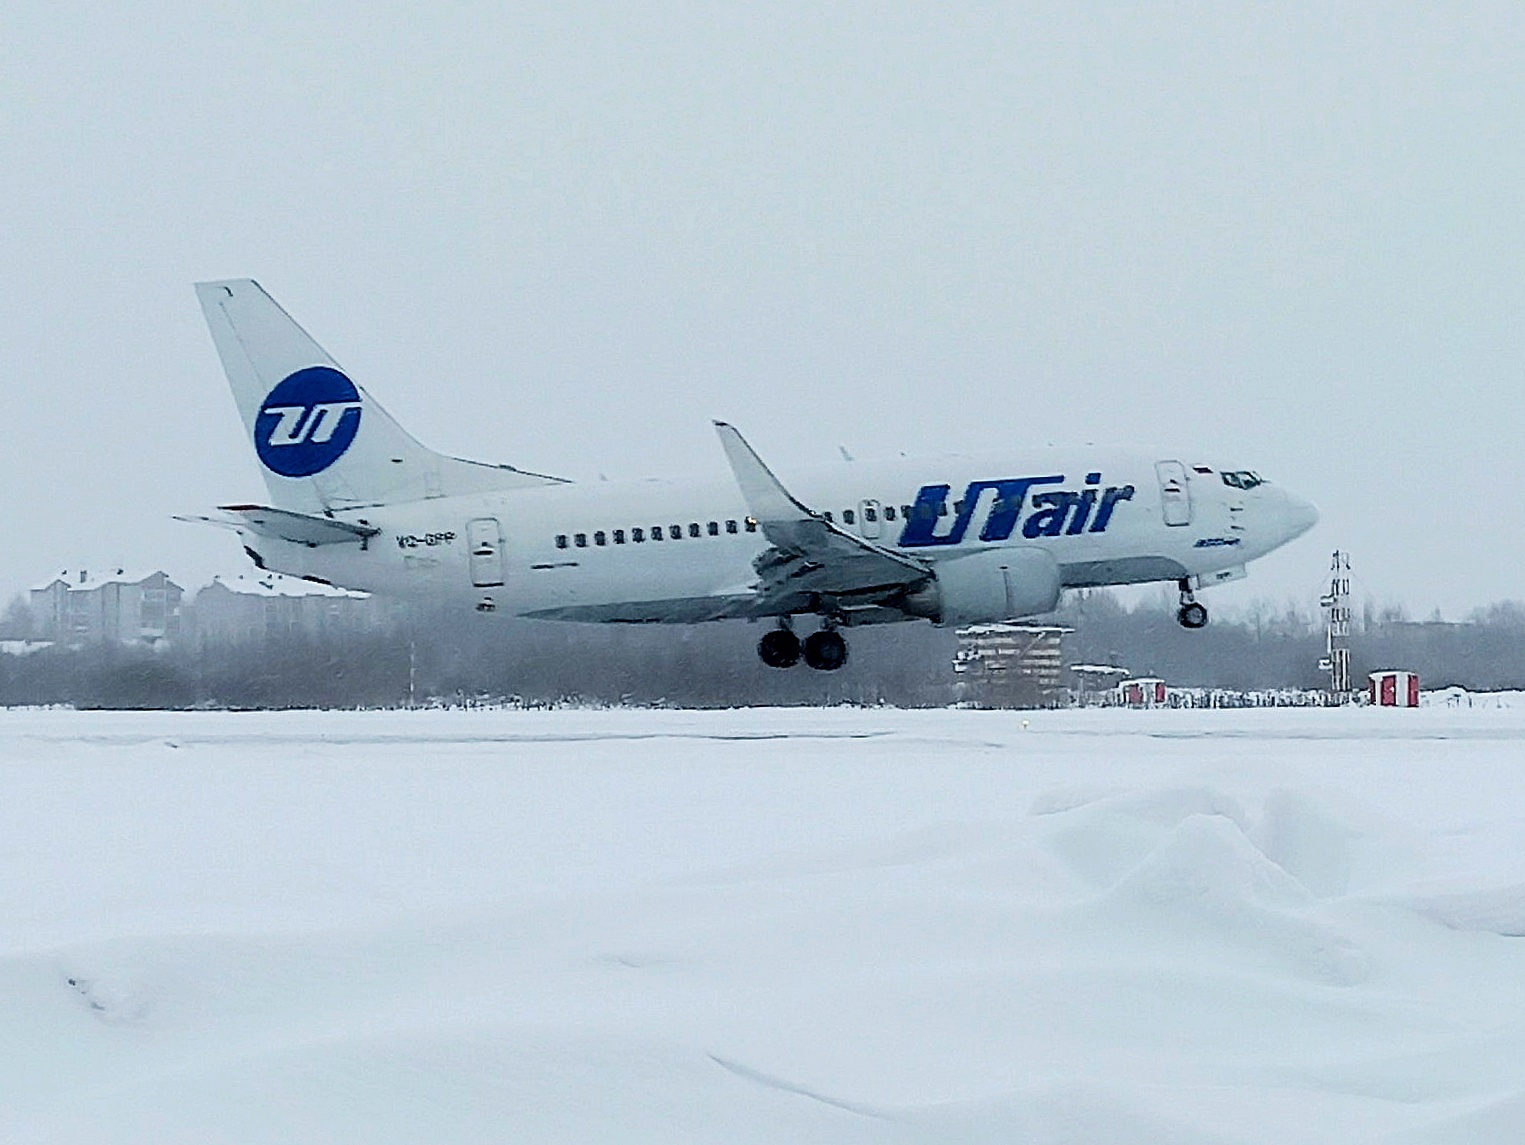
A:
5 706 1525 1144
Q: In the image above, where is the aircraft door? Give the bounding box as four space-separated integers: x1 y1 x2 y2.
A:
859 499 882 540
467 517 505 587
1155 461 1192 527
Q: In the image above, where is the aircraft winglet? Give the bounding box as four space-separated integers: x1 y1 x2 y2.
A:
712 422 928 607
712 421 816 526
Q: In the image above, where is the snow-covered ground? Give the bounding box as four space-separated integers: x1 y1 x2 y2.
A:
5 705 1525 1144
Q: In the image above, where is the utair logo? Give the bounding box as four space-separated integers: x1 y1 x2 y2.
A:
897 473 1136 548
254 366 363 477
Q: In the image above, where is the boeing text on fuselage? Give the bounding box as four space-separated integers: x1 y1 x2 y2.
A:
186 280 1320 672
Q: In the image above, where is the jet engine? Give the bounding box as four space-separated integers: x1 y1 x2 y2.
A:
903 548 1062 627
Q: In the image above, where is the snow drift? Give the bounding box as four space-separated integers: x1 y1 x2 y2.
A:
3 705 1525 1143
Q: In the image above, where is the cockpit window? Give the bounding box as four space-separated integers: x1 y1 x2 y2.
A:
1221 470 1265 490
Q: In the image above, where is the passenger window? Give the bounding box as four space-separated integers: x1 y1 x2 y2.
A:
902 505 912 520
864 506 877 522
574 533 587 548
745 517 758 532
843 509 856 525
823 511 834 522
613 529 625 544
884 505 896 521
555 534 568 550
651 526 663 541
938 502 949 518
725 519 738 534
594 531 606 546
707 521 719 536
632 527 645 542
688 523 701 538
670 525 682 540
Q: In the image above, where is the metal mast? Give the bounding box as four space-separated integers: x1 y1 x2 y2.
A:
1319 550 1352 698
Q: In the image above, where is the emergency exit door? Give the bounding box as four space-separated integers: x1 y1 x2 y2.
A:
1155 461 1192 527
467 517 505 587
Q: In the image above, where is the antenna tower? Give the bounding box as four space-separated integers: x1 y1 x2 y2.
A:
1319 550 1352 698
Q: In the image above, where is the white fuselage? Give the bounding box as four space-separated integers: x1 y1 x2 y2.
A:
244 446 1317 625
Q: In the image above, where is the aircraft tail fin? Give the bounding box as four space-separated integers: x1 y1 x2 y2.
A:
195 280 565 514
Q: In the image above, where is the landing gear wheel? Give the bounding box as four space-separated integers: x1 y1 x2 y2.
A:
1177 601 1209 629
803 629 849 671
758 628 802 668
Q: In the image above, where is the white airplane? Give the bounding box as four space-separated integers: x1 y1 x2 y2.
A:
187 280 1318 671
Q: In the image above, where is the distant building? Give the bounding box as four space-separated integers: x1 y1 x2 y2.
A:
954 624 1071 708
0 640 51 656
1117 677 1169 708
29 570 184 645
1369 670 1420 708
1069 664 1130 705
190 574 390 645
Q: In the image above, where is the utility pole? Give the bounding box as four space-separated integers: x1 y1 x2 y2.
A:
1319 550 1352 700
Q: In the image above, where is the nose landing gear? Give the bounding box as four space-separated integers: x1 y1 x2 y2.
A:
757 620 849 671
1176 579 1209 629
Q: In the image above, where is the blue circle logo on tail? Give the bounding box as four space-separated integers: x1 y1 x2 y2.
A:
254 367 363 477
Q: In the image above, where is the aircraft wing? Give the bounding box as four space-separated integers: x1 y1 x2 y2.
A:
176 504 380 547
713 422 930 613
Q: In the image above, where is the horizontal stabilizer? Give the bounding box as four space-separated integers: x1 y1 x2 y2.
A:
176 505 380 547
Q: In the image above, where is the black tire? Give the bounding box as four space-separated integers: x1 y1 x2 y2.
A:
803 629 849 671
1177 601 1209 629
758 628 802 668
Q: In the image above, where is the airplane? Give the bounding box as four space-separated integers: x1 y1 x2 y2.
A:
185 280 1318 671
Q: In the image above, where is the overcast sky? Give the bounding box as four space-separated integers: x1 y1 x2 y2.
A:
2 3 1522 616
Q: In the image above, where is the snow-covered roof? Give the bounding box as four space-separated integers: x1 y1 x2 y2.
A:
0 640 52 655
957 623 1074 637
201 574 369 600
31 569 180 592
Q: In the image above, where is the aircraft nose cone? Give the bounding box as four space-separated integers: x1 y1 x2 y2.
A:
1283 490 1319 539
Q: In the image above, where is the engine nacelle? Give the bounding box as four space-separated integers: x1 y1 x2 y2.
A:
904 547 1062 627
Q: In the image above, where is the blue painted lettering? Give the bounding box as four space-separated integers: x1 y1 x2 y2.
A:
1089 484 1135 532
897 474 1133 548
1022 491 1080 538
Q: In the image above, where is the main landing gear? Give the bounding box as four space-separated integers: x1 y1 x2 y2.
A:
1177 579 1209 630
758 626 802 668
757 620 849 671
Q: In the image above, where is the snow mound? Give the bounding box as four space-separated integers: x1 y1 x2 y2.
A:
1103 813 1370 986
1110 812 1310 910
8 706 1525 1143
905 1080 1234 1145
1251 789 1356 898
1394 1089 1525 1144
1037 785 1248 889
1407 883 1525 936
56 948 157 1027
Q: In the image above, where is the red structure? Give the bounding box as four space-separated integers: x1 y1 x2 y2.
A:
1369 670 1420 707
1119 678 1168 707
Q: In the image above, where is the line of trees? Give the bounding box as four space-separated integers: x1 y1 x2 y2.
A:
1057 592 1525 693
2 590 1523 709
